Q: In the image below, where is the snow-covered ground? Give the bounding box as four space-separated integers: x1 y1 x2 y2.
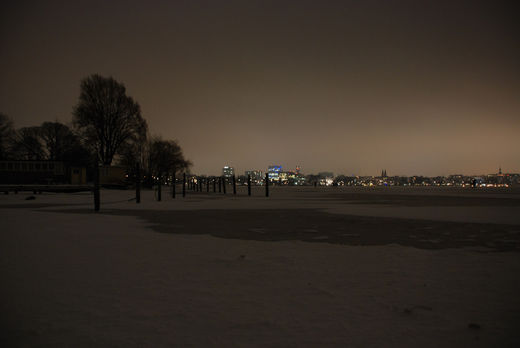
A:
1 188 519 347
3 186 520 225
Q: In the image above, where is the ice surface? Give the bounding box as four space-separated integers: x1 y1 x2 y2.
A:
1 187 519 346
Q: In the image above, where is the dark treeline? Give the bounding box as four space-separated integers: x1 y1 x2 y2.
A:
0 74 190 187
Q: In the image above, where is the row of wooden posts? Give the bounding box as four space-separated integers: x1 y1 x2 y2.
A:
148 172 271 203
93 162 270 211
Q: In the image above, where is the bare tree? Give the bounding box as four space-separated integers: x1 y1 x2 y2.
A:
10 126 45 160
7 120 91 164
147 136 191 185
73 74 148 165
38 121 89 162
118 128 148 178
39 122 73 160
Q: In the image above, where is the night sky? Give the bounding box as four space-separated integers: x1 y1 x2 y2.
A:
1 0 518 176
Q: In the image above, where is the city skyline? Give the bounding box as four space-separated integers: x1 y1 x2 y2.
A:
1 0 518 176
209 164 510 178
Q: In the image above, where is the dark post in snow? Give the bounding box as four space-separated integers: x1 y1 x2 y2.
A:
247 174 251 196
136 163 141 204
182 173 186 198
94 161 100 211
171 171 176 198
157 174 162 201
222 176 227 194
232 175 236 195
265 173 269 197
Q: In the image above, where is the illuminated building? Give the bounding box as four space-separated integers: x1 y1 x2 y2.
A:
245 170 263 184
278 171 288 183
318 172 334 186
268 165 282 182
222 166 234 179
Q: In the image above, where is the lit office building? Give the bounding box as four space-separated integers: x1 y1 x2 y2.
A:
222 166 235 179
268 165 282 182
245 170 263 184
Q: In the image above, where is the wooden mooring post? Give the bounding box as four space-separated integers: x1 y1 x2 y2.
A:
265 173 269 197
171 172 176 199
157 175 162 201
182 173 186 197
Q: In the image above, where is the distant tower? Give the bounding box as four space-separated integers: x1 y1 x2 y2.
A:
381 169 384 177
499 166 502 175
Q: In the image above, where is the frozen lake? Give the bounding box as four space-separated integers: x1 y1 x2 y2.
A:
1 186 519 346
